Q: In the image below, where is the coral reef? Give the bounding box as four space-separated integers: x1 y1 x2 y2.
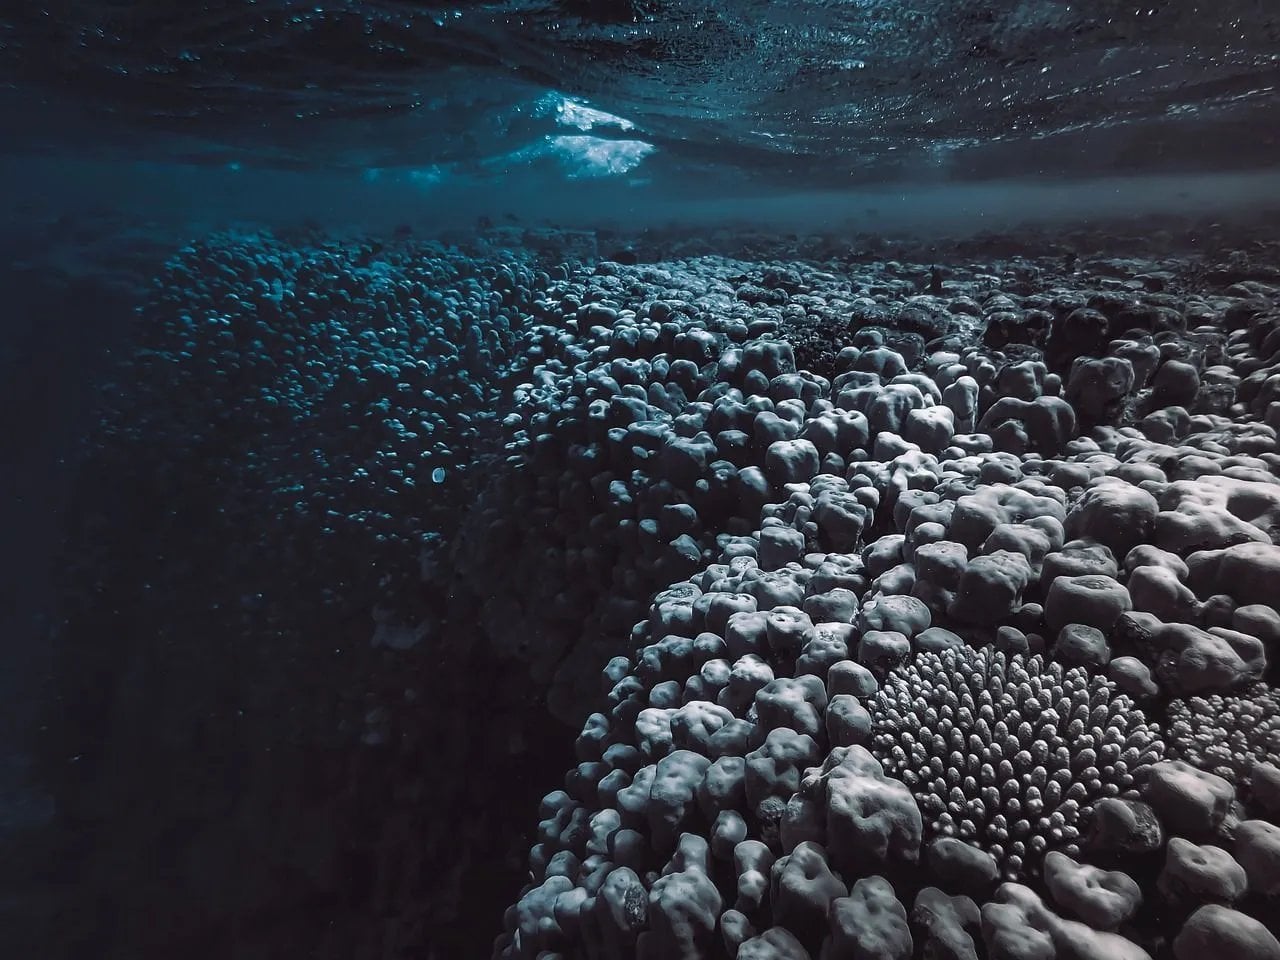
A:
1167 687 1280 788
43 221 1280 960
873 647 1164 879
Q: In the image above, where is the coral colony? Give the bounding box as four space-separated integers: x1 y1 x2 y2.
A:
89 227 1280 959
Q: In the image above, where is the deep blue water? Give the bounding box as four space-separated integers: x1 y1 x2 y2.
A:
2 3 1280 959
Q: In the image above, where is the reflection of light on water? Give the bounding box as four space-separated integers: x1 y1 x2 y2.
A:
548 135 656 177
496 132 657 178
534 92 653 177
557 99 635 132
536 91 637 133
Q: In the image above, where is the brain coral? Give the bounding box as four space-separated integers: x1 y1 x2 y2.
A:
872 647 1165 879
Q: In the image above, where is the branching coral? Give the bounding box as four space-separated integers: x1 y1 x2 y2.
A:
872 647 1165 879
1167 686 1280 788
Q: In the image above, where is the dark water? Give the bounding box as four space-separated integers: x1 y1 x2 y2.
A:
4 1 1280 183
2 3 1280 959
